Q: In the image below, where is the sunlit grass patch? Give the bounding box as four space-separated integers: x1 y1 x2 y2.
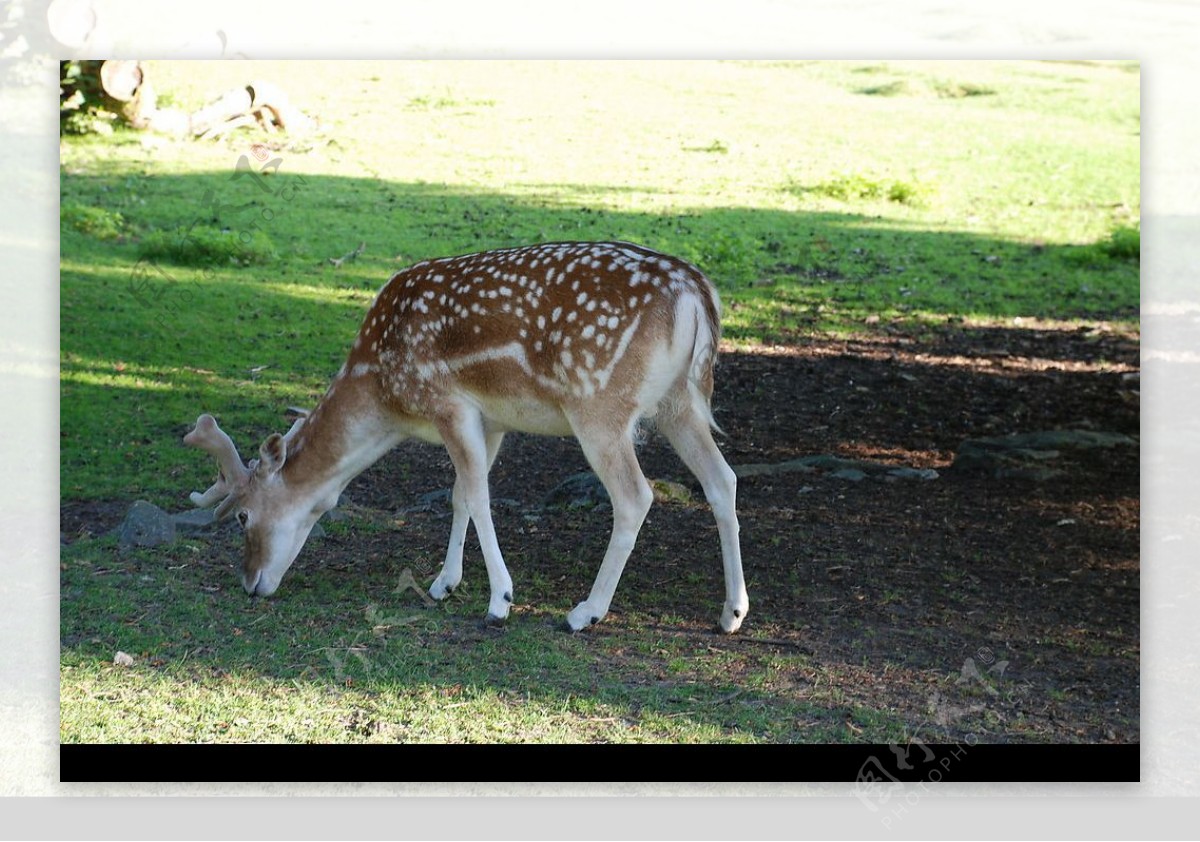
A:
61 203 125 240
794 173 930 206
138 225 277 268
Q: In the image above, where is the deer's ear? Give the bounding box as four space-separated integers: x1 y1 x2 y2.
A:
257 432 287 477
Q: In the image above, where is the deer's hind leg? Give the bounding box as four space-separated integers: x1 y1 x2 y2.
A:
656 391 748 633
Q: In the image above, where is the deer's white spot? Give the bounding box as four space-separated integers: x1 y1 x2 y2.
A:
581 324 595 339
551 306 562 322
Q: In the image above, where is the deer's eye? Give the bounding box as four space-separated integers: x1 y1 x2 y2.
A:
237 510 249 528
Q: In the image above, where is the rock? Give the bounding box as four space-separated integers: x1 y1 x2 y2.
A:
887 467 940 481
801 455 881 473
399 488 452 515
418 488 452 508
542 472 610 510
830 468 867 482
650 479 693 504
171 508 219 535
116 500 175 551
733 459 818 479
735 455 939 484
952 429 1135 480
113 651 135 667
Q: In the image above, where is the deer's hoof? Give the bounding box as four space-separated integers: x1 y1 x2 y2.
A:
566 603 604 632
719 602 747 634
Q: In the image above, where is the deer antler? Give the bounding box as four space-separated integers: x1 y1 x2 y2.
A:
281 407 308 446
184 414 251 511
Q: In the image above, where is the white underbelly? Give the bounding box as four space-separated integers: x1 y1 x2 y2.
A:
474 395 575 436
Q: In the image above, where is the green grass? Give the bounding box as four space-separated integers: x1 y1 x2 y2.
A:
137 224 277 267
60 535 858 744
60 60 1139 744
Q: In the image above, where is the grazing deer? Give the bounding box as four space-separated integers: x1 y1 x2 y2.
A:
184 241 748 632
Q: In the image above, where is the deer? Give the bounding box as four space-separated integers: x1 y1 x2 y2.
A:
183 241 749 633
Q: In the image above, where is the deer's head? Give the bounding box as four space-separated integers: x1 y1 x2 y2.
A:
184 413 321 597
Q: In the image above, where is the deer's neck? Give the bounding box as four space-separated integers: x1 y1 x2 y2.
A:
282 372 403 510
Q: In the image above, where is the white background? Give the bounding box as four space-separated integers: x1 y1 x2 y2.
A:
3 0 1195 838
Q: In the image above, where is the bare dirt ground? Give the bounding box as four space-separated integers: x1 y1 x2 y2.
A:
62 322 1140 743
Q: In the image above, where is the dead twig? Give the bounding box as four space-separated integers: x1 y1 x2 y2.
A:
329 242 366 268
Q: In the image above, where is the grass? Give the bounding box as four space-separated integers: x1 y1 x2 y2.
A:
60 60 1139 745
60 534 854 744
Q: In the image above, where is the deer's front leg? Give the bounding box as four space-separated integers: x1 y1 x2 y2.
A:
433 412 512 623
428 473 470 601
429 428 504 601
565 418 654 632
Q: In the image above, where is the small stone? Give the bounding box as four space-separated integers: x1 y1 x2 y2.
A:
117 501 176 551
171 508 218 535
830 468 867 482
650 479 693 504
542 472 610 510
887 467 940 481
951 429 1134 481
113 651 134 667
418 488 453 508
